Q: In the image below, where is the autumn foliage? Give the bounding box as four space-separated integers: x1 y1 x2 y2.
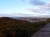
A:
0 17 49 37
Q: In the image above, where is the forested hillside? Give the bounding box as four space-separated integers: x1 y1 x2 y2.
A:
0 17 49 37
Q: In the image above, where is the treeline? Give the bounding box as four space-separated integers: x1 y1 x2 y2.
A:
0 17 50 37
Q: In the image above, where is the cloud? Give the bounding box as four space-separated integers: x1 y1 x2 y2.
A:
41 3 50 11
29 0 45 6
22 0 45 6
27 8 45 13
12 13 35 17
27 2 50 13
0 14 14 17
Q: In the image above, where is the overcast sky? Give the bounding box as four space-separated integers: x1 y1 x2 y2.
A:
0 0 50 17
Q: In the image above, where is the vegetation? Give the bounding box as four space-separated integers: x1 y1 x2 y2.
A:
47 18 50 23
0 17 50 37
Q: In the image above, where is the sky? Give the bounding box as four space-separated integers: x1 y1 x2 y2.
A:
0 0 50 17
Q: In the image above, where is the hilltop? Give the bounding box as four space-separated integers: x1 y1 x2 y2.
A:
0 17 49 37
0 17 32 37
